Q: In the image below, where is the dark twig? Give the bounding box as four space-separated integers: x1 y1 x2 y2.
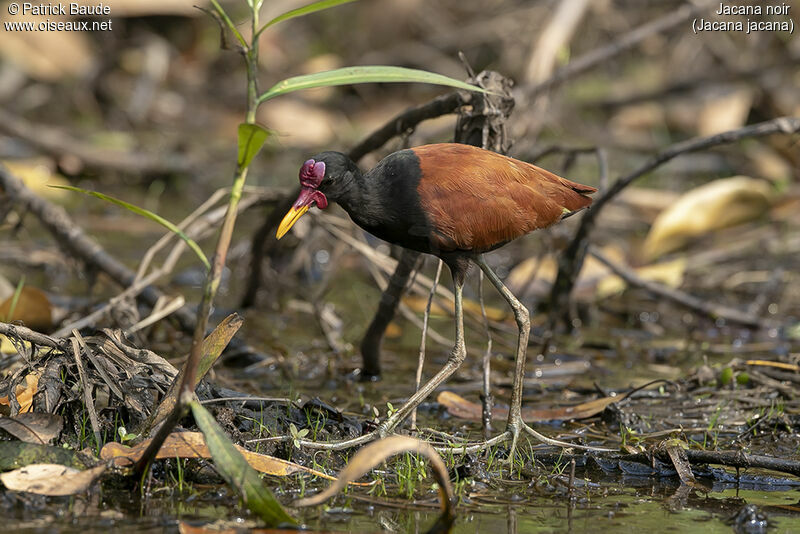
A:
0 108 195 175
588 246 777 329
640 449 800 479
549 117 800 324
0 322 63 350
348 92 469 162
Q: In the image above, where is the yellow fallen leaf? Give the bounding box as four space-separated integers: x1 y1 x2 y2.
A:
0 335 18 354
643 176 774 261
0 372 42 413
1 160 71 202
100 432 372 485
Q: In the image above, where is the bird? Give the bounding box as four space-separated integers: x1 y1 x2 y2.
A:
276 143 597 456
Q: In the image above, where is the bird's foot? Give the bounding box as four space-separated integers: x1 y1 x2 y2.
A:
295 431 377 451
501 418 523 465
496 417 616 464
520 422 616 452
292 413 406 451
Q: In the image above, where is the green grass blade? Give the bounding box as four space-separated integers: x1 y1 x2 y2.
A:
258 0 359 35
3 276 25 322
50 185 210 270
258 65 491 104
237 123 270 169
191 401 296 527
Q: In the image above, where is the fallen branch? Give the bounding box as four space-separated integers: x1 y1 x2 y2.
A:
588 246 777 329
0 322 63 350
642 449 800 479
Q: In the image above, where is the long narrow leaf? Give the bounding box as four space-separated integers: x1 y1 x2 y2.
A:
191 402 296 527
237 123 271 169
259 65 490 104
258 0 359 35
50 185 210 270
209 0 247 49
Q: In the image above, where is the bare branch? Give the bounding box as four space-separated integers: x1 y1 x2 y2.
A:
549 117 800 322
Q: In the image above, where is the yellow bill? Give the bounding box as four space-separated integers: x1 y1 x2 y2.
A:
276 205 310 239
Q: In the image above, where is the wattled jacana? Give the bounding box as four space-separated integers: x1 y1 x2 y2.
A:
277 143 597 455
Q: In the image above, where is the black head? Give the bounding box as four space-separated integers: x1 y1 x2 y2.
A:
276 151 359 239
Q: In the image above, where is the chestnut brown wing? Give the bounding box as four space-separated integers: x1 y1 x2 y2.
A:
413 144 595 252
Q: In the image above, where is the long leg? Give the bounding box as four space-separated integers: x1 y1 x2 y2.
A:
376 272 467 436
478 270 493 439
476 255 601 457
475 255 529 458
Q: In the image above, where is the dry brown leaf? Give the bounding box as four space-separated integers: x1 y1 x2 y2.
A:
100 432 370 485
0 413 63 444
0 286 53 331
0 372 41 413
437 390 631 423
643 176 774 261
0 463 105 496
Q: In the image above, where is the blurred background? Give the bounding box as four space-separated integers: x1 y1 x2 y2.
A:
1 0 799 377
1 0 800 530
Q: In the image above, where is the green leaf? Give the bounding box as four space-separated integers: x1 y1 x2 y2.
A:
259 65 490 104
209 0 247 49
258 0 359 35
50 186 210 270
237 123 270 169
190 402 296 527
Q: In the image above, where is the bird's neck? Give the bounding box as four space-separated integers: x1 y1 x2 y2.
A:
335 167 386 227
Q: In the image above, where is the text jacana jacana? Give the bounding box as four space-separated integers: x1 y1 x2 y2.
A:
277 143 598 455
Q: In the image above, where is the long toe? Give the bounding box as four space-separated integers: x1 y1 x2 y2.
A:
500 417 524 465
